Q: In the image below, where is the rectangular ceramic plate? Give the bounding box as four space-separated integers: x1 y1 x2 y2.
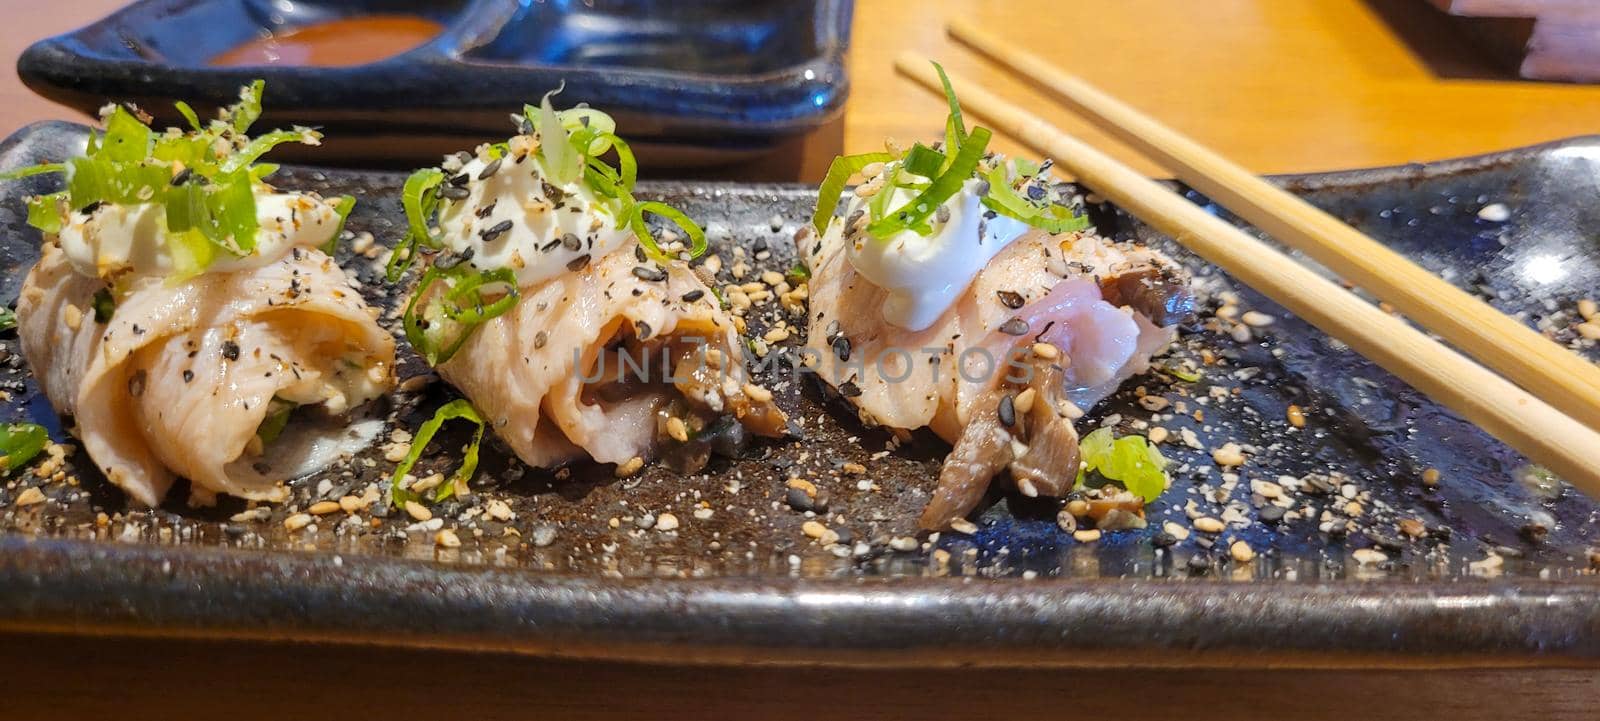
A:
17 0 852 166
1 122 1598 668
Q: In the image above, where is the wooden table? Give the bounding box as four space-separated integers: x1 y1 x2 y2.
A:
7 0 1600 179
3 1 1599 718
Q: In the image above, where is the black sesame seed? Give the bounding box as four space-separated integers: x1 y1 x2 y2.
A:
534 331 547 350
681 289 705 303
561 232 581 251
181 369 194 383
475 202 497 219
825 320 841 339
1026 184 1047 201
541 179 566 203
999 317 1029 336
936 205 951 224
1152 531 1178 548
997 394 1016 427
439 185 470 200
449 172 471 187
982 209 998 220
839 380 862 398
477 156 503 180
566 254 591 272
832 335 852 361
1187 554 1212 573
480 220 513 242
169 168 194 186
539 238 562 253
997 290 1025 309
786 487 814 512
632 265 667 282
832 526 854 545
635 320 653 340
974 180 991 196
221 340 240 361
433 248 475 270
80 201 105 215
127 369 147 397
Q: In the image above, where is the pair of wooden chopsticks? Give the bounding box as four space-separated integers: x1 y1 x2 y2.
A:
896 19 1600 495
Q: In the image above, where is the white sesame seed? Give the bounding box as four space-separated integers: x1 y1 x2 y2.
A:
1353 548 1388 565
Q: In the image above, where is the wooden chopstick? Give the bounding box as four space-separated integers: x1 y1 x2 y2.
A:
894 55 1600 496
948 17 1600 433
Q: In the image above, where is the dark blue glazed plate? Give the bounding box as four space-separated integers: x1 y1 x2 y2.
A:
1 121 1599 668
16 0 853 167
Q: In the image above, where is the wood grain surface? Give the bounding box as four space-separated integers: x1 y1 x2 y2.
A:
1 1 1599 717
2 632 1598 721
5 0 1600 179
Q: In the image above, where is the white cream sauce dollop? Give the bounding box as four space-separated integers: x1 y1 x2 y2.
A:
434 151 631 288
841 177 1029 331
56 190 341 280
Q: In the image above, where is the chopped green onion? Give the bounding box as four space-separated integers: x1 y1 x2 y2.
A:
403 266 521 366
0 422 49 475
164 228 218 281
979 165 1089 234
786 261 810 284
1166 364 1201 383
0 79 319 275
388 168 445 281
901 143 945 178
173 101 202 132
91 288 115 323
629 200 707 260
221 127 317 174
440 267 520 323
390 399 487 506
401 169 444 246
256 400 293 446
322 195 357 256
229 80 266 134
24 193 66 234
0 163 65 181
533 86 582 185
1076 427 1169 502
933 61 967 165
868 163 901 223
866 126 992 239
811 151 894 235
249 163 280 181
0 307 15 332
101 106 152 164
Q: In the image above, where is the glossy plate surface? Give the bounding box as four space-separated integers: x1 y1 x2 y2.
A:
16 0 852 165
1 122 1598 667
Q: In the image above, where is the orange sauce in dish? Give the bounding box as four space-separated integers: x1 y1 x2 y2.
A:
209 16 443 67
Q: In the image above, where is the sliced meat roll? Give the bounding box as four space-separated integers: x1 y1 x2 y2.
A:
18 244 396 505
432 240 788 471
798 225 1193 529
